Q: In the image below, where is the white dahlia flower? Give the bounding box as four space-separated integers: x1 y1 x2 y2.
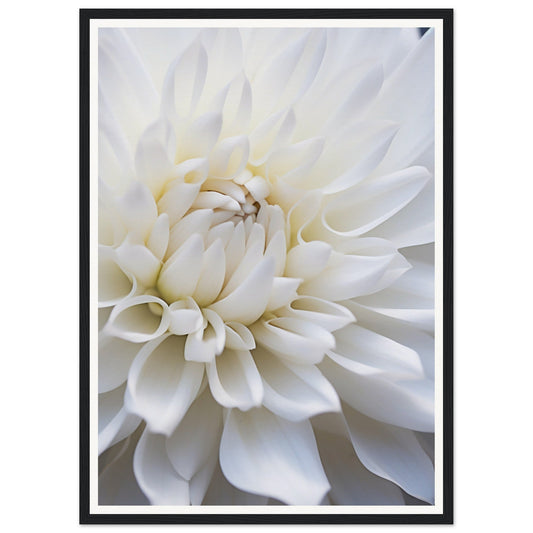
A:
98 26 436 507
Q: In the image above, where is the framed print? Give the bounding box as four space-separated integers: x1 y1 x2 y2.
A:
80 8 453 524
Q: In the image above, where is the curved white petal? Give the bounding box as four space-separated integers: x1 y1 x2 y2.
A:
161 39 207 121
201 29 244 102
344 405 434 503
166 209 212 259
157 180 201 227
219 227 265 299
125 27 199 95
183 309 225 363
277 296 355 332
365 173 435 248
166 388 223 480
99 336 141 393
193 239 226 306
249 109 295 166
125 334 204 436
222 219 246 282
319 121 399 195
98 246 137 307
320 355 434 432
207 349 263 410
133 428 190 505
264 230 287 277
330 323 424 380
355 256 434 331
158 233 204 302
99 28 158 153
265 277 301 312
219 407 330 505
209 256 275 325
189 451 218 505
345 302 435 379
251 316 334 365
168 298 203 336
321 63 385 136
146 213 170 261
253 346 340 421
286 190 322 244
134 119 177 197
368 29 435 159
98 104 135 194
267 137 325 185
300 250 407 302
224 322 256 351
209 135 250 179
251 29 326 120
285 241 332 280
116 181 158 243
177 111 222 161
220 70 253 134
315 429 405 505
115 240 161 288
98 384 142 454
104 295 170 343
321 166 430 238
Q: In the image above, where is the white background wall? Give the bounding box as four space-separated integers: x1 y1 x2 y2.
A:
1 0 530 530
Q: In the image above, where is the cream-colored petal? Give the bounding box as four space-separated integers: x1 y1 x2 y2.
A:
224 322 256 351
133 428 190 504
98 246 137 307
168 298 203 336
166 209 212 259
184 310 225 363
277 296 355 332
116 181 158 243
146 213 169 261
160 39 207 121
104 295 170 343
158 233 204 302
125 334 204 436
209 135 250 179
219 407 330 505
157 180 201 227
251 316 334 365
192 239 226 306
166 388 223 481
114 241 161 288
265 277 301 312
207 349 263 410
253 346 340 421
284 241 332 280
209 257 275 325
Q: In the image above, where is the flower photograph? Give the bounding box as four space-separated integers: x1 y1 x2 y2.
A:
93 16 442 514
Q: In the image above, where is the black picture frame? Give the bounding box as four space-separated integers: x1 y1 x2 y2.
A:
80 8 453 524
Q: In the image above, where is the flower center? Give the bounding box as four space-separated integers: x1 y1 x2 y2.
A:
152 165 287 322
197 169 271 226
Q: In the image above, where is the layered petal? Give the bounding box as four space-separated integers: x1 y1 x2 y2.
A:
344 405 435 503
315 429 405 505
207 349 263 410
253 346 340 421
133 428 190 505
220 407 330 505
166 388 223 481
125 334 204 436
